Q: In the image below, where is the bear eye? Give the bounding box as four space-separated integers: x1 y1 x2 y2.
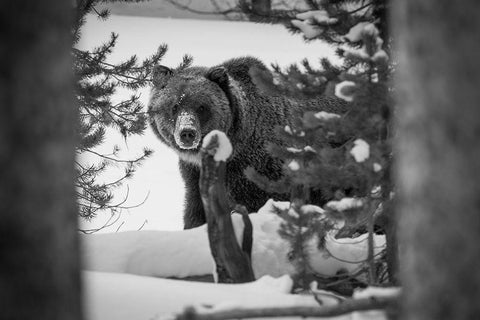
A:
198 105 207 113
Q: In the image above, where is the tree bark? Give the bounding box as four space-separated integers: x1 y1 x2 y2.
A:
394 1 480 319
0 1 81 319
251 0 271 16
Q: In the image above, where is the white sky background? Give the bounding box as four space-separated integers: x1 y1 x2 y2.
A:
78 14 337 232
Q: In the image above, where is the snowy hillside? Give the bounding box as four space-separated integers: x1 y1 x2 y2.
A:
77 14 338 232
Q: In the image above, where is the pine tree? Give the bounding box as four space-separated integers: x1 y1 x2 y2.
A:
72 0 190 221
246 0 396 291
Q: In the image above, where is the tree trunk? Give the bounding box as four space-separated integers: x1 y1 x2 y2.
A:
394 1 480 319
251 0 271 16
0 1 81 319
200 134 255 283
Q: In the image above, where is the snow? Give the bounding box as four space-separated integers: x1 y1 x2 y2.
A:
315 110 341 120
301 204 325 215
304 146 316 153
292 10 340 39
81 227 213 278
83 271 321 320
373 162 382 172
343 45 370 60
287 147 302 153
82 198 387 319
77 14 338 232
371 185 382 197
202 130 233 162
326 197 363 212
82 199 385 279
335 80 356 102
288 160 300 171
296 10 339 25
361 23 378 37
287 208 300 218
344 22 371 42
284 125 293 134
291 19 324 39
350 139 370 162
372 49 389 63
354 286 401 299
343 23 387 63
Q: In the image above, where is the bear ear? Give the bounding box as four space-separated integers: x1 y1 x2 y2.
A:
206 66 229 89
152 65 173 88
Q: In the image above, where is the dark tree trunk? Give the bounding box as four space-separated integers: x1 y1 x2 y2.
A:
0 1 81 320
200 135 255 283
394 1 480 319
251 0 271 16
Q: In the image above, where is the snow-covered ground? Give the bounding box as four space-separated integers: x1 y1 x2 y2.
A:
77 14 338 232
82 200 386 279
84 272 324 320
82 200 389 320
84 271 396 320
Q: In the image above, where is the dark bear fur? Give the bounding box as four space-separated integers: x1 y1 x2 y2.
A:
148 57 346 229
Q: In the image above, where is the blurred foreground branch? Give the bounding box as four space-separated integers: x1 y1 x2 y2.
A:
176 295 398 319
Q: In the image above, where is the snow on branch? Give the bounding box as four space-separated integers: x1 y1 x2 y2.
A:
350 139 370 162
202 130 233 162
175 295 398 320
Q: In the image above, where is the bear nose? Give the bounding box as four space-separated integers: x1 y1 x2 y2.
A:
180 129 197 145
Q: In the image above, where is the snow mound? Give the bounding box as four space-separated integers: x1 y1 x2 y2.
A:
202 130 232 162
83 199 386 280
81 227 213 278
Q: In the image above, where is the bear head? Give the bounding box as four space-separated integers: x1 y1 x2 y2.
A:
148 65 242 166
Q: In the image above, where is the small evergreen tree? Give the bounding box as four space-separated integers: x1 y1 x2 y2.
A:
246 0 396 291
72 0 191 221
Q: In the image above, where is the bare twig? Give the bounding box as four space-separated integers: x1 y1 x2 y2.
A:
367 201 376 284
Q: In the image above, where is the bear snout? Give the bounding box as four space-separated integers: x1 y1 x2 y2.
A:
179 128 198 146
174 111 201 150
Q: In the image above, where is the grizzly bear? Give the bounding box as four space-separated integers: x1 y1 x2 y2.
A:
148 57 346 229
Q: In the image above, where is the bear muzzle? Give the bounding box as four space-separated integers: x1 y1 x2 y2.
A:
174 111 201 150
